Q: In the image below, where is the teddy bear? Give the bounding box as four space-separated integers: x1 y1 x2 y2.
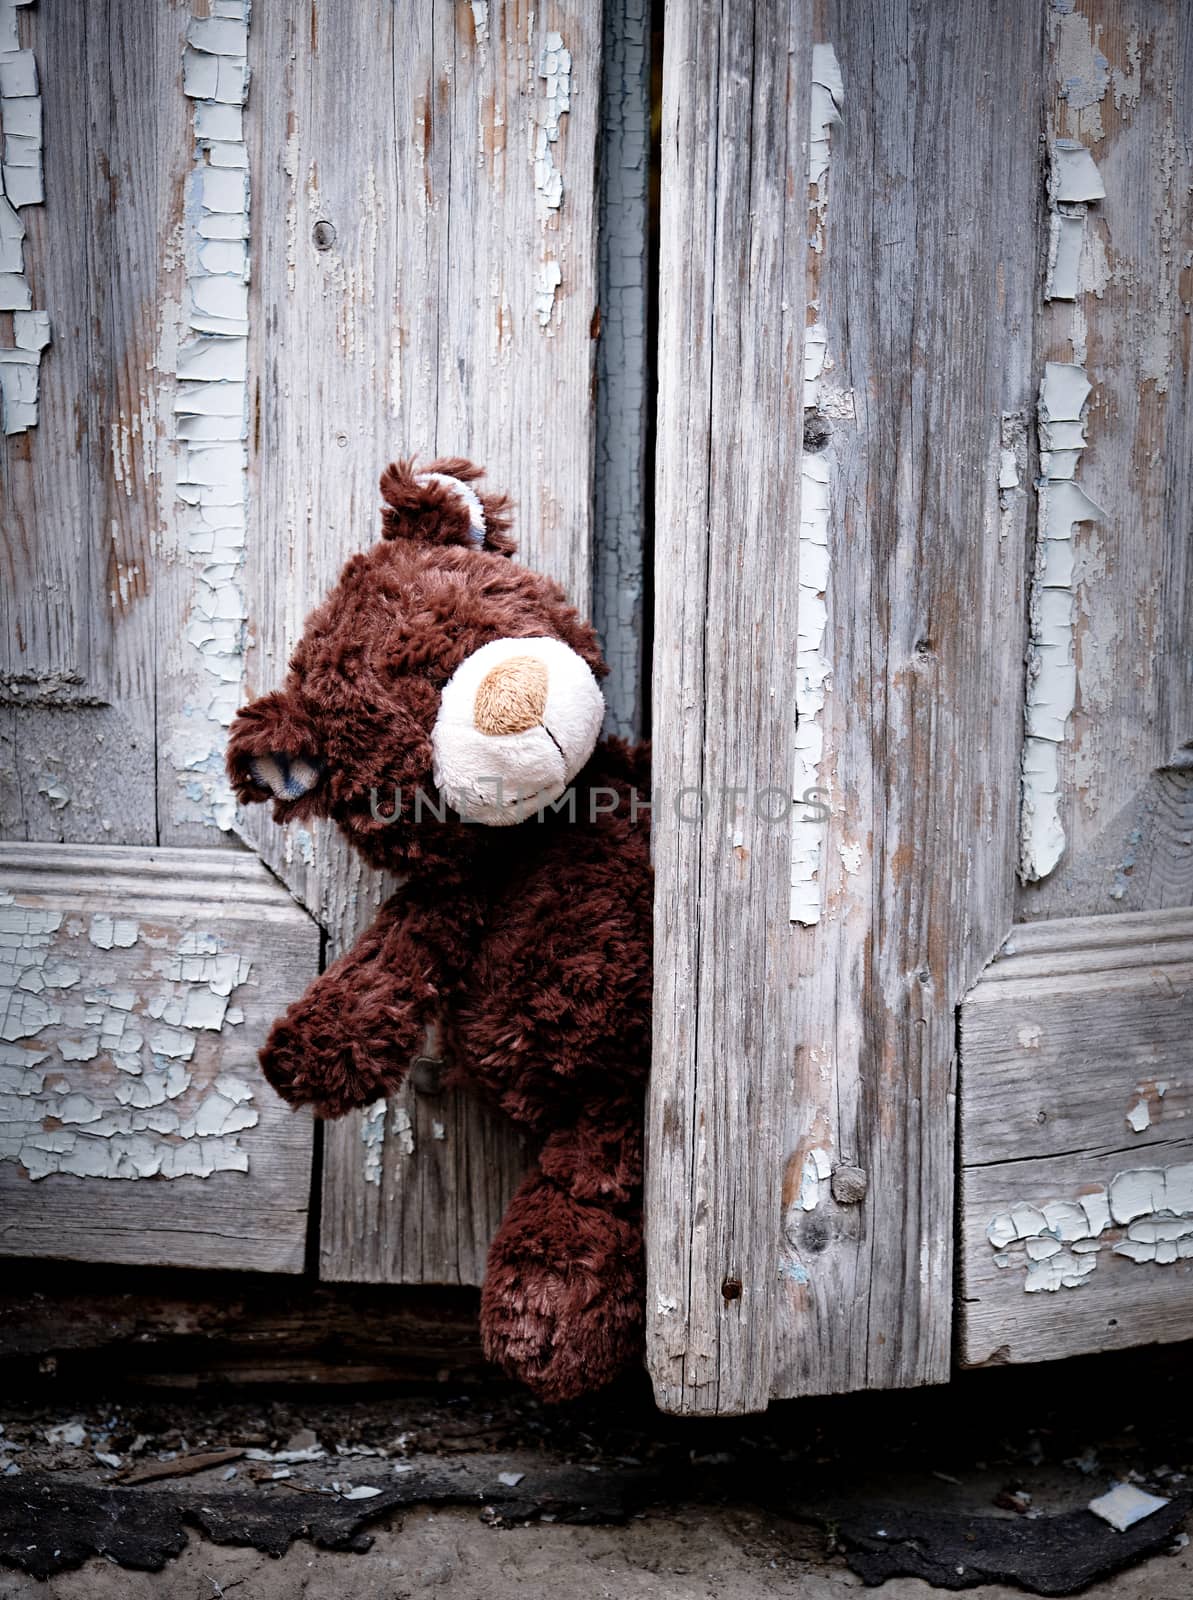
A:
226 458 652 1402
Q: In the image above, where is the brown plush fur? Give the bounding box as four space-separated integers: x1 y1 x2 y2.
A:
227 458 651 1403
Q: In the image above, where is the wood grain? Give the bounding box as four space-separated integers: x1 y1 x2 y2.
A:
0 0 181 847
0 1261 486 1387
646 0 810 1415
242 1 602 1285
771 0 1042 1400
1018 0 1193 920
960 908 1193 1366
0 843 319 1272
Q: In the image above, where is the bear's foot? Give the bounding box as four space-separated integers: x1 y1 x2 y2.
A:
480 1171 644 1402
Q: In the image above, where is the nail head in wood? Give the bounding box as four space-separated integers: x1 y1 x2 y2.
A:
831 1165 868 1205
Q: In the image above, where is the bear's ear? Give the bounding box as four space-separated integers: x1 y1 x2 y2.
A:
378 456 516 557
226 689 325 809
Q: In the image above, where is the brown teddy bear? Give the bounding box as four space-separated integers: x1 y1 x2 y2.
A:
226 458 652 1402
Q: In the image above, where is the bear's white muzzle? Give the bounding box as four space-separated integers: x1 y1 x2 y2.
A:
431 637 604 825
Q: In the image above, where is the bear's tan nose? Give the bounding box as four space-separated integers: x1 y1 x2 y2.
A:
473 654 550 735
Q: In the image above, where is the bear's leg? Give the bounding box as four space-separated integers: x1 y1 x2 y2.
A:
480 1114 644 1402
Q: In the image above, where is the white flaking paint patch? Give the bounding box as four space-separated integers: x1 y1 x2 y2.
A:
0 0 51 433
986 1161 1193 1290
361 1099 386 1186
534 258 562 329
1017 1023 1042 1050
796 1145 831 1212
391 1104 414 1157
532 31 571 217
808 43 843 250
0 896 259 1180
168 1 251 833
469 2 489 48
1126 1098 1150 1134
837 839 862 876
1019 361 1101 883
791 44 844 927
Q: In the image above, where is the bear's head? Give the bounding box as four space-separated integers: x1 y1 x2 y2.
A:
226 458 607 874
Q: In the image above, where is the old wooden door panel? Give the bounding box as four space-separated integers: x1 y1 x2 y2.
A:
646 0 810 1415
0 2 324 1272
961 909 1193 1366
767 0 1044 1403
958 3 1193 1370
0 843 318 1271
1 0 190 846
242 1 605 1284
1016 0 1193 918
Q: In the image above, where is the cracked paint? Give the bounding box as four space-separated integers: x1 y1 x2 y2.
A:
791 43 843 927
987 1160 1193 1290
532 30 571 216
0 0 50 433
0 889 258 1181
168 0 251 833
1019 355 1102 883
361 1098 385 1186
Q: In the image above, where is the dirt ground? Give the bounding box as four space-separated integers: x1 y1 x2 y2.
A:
2 1341 1191 1597
0 1501 1189 1600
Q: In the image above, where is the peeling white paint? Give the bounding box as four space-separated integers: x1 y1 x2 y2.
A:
986 1161 1193 1290
0 0 50 433
1126 1098 1150 1134
791 45 844 927
361 1098 385 1186
532 30 570 217
808 43 843 250
0 893 258 1181
1019 359 1101 883
469 2 489 48
169 1 251 833
392 1104 414 1157
797 1145 831 1212
534 257 562 329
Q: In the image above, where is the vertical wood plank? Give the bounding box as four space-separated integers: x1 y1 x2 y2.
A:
244 1 602 1285
646 0 810 1415
1016 0 1193 920
594 0 652 740
0 0 179 848
770 0 1043 1399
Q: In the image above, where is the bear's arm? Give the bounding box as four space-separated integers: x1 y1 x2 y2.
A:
258 888 475 1118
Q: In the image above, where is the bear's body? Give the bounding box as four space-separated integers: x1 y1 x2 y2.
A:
227 460 651 1401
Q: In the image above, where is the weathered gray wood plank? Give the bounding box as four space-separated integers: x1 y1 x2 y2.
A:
646 0 810 1415
594 0 651 741
1017 0 1193 918
771 0 1042 1400
960 907 1193 1366
0 0 171 848
243 1 601 1285
0 843 319 1272
962 1143 1193 1368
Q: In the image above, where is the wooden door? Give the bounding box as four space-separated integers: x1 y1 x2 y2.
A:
2 0 649 1282
1 0 320 1272
647 0 1193 1413
957 0 1193 1371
